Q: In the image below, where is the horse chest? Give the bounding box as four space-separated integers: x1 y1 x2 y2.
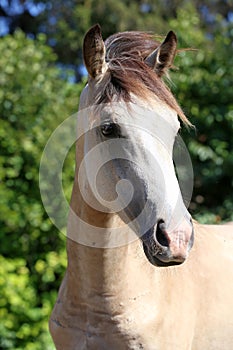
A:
50 297 195 350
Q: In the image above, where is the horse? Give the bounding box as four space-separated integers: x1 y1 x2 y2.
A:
49 24 233 350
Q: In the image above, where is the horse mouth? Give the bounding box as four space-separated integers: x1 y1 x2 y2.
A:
141 219 194 267
143 241 183 267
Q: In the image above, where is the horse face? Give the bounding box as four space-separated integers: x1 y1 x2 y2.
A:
79 96 194 266
79 24 194 265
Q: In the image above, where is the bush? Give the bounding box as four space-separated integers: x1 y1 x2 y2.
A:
0 31 82 349
169 5 233 223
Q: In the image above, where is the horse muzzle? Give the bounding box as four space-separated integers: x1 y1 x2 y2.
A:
142 218 194 267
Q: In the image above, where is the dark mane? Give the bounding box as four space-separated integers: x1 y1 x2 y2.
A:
97 31 189 125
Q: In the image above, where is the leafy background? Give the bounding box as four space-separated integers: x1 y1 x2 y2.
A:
0 0 232 348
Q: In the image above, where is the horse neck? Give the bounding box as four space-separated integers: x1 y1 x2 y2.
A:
66 185 156 304
66 236 143 298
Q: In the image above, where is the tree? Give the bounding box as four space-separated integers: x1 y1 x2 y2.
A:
0 30 82 349
1 0 232 80
169 4 233 222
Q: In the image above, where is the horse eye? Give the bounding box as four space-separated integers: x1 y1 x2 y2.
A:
101 123 120 137
101 123 113 136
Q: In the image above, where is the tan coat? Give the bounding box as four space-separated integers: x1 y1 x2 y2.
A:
50 221 233 350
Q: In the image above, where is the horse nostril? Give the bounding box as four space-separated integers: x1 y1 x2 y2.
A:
155 219 170 247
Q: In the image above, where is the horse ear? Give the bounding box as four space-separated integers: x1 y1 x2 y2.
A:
145 31 177 77
83 24 108 79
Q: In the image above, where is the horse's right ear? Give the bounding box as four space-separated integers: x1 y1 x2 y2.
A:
145 31 177 77
83 24 108 79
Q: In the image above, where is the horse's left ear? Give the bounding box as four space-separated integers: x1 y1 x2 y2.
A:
83 24 108 79
145 31 177 77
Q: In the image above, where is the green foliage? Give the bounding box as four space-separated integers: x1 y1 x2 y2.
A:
34 0 169 77
0 256 53 349
0 31 82 348
169 4 233 222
